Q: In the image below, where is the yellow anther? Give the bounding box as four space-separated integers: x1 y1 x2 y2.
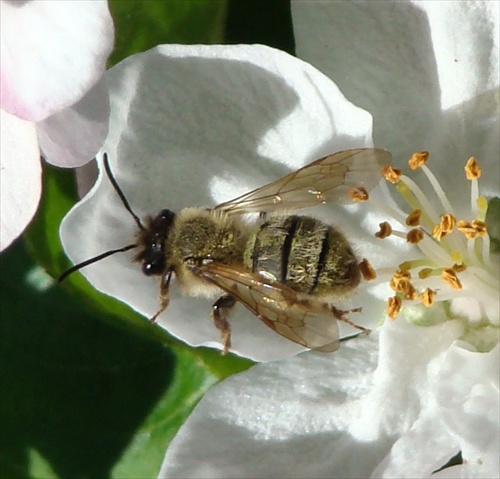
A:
472 220 487 236
457 219 488 238
349 186 369 202
419 288 436 307
439 214 456 233
432 224 445 241
359 258 377 281
432 214 456 240
375 222 393 239
408 151 430 170
403 282 418 301
390 270 411 291
387 296 402 320
452 263 467 273
406 209 422 226
441 268 463 290
382 165 402 183
407 228 424 244
465 157 481 180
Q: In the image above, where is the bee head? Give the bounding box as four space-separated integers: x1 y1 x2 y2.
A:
135 209 176 276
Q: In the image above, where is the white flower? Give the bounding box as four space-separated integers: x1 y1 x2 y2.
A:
158 2 499 478
60 43 387 362
0 0 114 250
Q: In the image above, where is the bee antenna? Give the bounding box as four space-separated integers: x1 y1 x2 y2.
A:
58 243 137 283
103 153 146 231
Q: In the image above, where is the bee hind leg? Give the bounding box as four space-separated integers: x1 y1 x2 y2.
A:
331 305 370 334
212 294 236 355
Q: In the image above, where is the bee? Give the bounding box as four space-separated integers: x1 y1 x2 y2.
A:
60 148 391 354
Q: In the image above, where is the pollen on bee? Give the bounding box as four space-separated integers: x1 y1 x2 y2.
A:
387 296 402 320
406 228 424 244
457 219 487 238
382 165 402 183
419 288 436 307
405 209 422 226
441 268 463 290
375 221 392 238
349 186 369 202
359 258 376 281
465 157 481 180
408 151 430 170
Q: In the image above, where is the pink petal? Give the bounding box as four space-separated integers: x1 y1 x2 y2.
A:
37 79 110 168
0 109 41 251
0 0 114 122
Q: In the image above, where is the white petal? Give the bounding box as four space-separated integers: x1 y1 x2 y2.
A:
0 0 114 122
60 44 375 361
160 334 381 479
37 79 110 167
435 342 500 478
292 1 499 207
160 320 465 478
0 109 41 250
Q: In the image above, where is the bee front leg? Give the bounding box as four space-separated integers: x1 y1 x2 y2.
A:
151 269 173 323
212 294 236 355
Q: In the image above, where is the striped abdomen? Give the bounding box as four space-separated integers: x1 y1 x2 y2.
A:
243 215 360 297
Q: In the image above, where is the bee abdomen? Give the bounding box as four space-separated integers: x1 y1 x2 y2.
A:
245 215 360 296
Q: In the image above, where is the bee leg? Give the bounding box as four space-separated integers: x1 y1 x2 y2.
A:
212 294 236 355
331 305 370 334
150 269 173 323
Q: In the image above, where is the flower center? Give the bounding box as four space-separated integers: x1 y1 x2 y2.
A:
371 151 499 350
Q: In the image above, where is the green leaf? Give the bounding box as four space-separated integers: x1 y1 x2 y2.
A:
486 197 500 254
108 0 228 65
0 241 220 478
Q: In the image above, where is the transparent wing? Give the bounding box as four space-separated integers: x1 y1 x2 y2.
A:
215 148 391 215
192 263 340 352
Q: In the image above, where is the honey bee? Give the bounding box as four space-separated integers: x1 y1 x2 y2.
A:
60 148 391 354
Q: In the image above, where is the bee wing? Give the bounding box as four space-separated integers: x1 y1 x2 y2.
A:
215 148 391 215
192 262 340 352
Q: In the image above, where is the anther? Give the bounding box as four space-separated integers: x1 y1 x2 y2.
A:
419 288 436 307
465 157 481 180
390 270 411 291
406 228 424 244
349 187 369 202
382 165 402 183
441 268 463 290
432 213 456 240
406 209 422 226
359 258 376 281
408 151 430 170
387 296 402 320
452 263 467 273
375 222 392 239
457 219 488 239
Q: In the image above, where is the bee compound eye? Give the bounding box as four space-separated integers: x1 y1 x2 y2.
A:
142 255 165 276
155 209 175 229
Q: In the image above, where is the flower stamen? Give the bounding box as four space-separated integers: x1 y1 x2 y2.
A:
376 152 498 338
